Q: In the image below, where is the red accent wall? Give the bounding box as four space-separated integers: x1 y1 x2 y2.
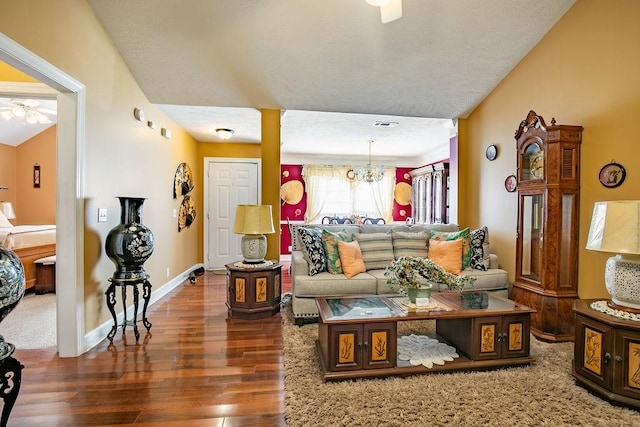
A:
281 165 306 254
392 167 413 223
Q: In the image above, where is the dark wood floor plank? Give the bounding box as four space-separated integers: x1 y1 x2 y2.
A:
7 263 291 426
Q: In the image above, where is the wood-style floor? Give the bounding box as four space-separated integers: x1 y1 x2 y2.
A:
8 264 291 426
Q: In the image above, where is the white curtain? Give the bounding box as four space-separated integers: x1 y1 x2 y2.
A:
302 165 350 223
358 167 396 223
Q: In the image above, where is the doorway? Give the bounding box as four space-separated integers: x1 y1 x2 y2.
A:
0 33 85 357
204 158 261 269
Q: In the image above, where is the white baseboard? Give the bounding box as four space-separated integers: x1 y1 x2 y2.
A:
83 263 204 351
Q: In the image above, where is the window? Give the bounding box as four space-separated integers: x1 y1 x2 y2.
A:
302 165 396 223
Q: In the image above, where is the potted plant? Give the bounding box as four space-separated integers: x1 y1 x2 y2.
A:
384 256 476 302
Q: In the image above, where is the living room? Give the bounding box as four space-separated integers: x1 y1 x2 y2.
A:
1 0 640 424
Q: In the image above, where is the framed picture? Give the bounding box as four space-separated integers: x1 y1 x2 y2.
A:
504 174 517 192
598 162 626 188
485 144 498 161
33 165 41 188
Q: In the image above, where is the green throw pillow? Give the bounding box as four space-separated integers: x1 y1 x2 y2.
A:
321 229 352 274
430 228 471 270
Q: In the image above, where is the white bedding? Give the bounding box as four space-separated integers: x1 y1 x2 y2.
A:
0 225 56 250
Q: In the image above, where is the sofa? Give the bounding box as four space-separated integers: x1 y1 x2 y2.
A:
290 223 510 325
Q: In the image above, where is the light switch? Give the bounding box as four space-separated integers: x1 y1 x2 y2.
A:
98 208 107 222
172 208 177 218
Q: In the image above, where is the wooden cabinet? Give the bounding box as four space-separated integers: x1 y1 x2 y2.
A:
510 111 582 342
436 314 530 361
226 262 282 320
573 300 640 409
410 162 449 224
318 321 397 372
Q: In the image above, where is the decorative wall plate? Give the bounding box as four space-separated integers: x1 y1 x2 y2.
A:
173 162 194 198
486 144 498 161
505 175 517 192
178 195 197 231
598 162 626 188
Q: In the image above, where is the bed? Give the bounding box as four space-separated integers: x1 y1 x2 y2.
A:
0 225 56 291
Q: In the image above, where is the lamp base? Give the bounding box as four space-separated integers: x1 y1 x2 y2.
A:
605 254 640 310
607 300 640 314
240 234 267 264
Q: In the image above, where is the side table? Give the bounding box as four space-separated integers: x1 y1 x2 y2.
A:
105 277 152 343
573 299 640 409
226 262 282 320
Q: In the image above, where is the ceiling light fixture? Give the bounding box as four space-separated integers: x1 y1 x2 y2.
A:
0 99 54 125
354 140 385 183
216 128 235 140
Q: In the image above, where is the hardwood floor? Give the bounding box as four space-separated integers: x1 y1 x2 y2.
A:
7 263 292 426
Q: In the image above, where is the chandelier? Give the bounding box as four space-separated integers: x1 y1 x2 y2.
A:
354 140 385 183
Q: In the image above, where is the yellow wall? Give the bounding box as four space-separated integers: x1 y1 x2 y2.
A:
463 0 640 299
0 61 37 82
16 126 56 224
0 144 17 209
1 1 200 331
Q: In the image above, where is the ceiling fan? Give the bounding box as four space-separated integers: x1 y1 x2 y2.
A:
366 0 403 24
0 98 57 124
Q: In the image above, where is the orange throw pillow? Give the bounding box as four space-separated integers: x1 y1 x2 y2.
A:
428 239 463 275
338 240 366 278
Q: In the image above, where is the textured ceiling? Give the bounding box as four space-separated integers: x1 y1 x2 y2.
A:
4 1 576 165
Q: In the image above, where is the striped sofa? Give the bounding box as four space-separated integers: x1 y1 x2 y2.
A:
290 223 510 325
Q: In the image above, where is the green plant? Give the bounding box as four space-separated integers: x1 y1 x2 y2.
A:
384 256 475 294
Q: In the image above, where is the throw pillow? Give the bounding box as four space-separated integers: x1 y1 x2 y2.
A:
353 232 395 271
427 239 463 275
430 228 471 270
321 229 352 274
0 210 13 228
337 240 366 278
297 227 326 276
391 230 430 259
470 226 491 271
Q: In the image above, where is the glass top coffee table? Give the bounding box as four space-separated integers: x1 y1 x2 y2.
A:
315 292 535 381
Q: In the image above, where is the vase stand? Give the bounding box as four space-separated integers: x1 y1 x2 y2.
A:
105 278 152 343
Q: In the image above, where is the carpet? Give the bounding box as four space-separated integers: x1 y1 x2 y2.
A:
282 302 640 426
0 292 56 349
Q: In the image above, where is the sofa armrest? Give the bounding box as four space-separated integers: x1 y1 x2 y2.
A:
292 250 309 276
489 254 499 269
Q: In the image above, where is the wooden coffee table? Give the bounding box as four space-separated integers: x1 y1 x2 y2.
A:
315 292 535 381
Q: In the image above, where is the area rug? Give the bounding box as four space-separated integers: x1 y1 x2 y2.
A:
0 293 56 349
282 302 640 426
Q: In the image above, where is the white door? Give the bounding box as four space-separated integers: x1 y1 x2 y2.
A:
205 158 260 269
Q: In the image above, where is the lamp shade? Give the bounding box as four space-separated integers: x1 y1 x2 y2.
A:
586 200 640 254
233 205 275 235
0 202 16 220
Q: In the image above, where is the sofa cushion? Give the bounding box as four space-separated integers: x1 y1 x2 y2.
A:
297 226 326 276
294 271 377 296
338 240 367 278
428 238 463 275
353 232 395 271
322 229 352 274
470 226 491 271
429 228 471 270
391 230 430 259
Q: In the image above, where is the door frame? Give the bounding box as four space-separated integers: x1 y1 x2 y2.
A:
0 34 85 357
203 157 262 270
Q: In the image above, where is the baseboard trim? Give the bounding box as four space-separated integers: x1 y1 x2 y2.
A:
83 263 204 351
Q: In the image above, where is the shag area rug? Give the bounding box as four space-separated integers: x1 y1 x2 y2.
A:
282 302 640 426
1 292 56 349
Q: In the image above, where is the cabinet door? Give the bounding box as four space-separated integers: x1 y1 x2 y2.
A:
501 315 530 359
613 329 640 400
328 324 363 371
363 322 396 370
574 314 614 390
474 316 501 360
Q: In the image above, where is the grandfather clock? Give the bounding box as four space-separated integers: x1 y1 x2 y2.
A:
510 111 582 342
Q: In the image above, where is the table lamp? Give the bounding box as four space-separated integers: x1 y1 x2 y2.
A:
233 205 275 264
0 201 16 220
585 200 640 310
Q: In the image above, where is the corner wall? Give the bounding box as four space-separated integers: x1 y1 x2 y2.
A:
462 0 640 299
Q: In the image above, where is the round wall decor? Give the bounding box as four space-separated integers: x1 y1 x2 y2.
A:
598 161 626 188
505 174 517 192
486 144 498 161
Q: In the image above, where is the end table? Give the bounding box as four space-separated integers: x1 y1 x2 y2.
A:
226 262 282 320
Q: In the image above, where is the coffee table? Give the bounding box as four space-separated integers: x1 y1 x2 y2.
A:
315 292 535 381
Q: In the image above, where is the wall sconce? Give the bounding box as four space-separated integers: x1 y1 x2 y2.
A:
215 128 234 140
233 205 275 264
161 128 172 139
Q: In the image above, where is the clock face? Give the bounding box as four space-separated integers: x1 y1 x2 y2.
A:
530 151 544 178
